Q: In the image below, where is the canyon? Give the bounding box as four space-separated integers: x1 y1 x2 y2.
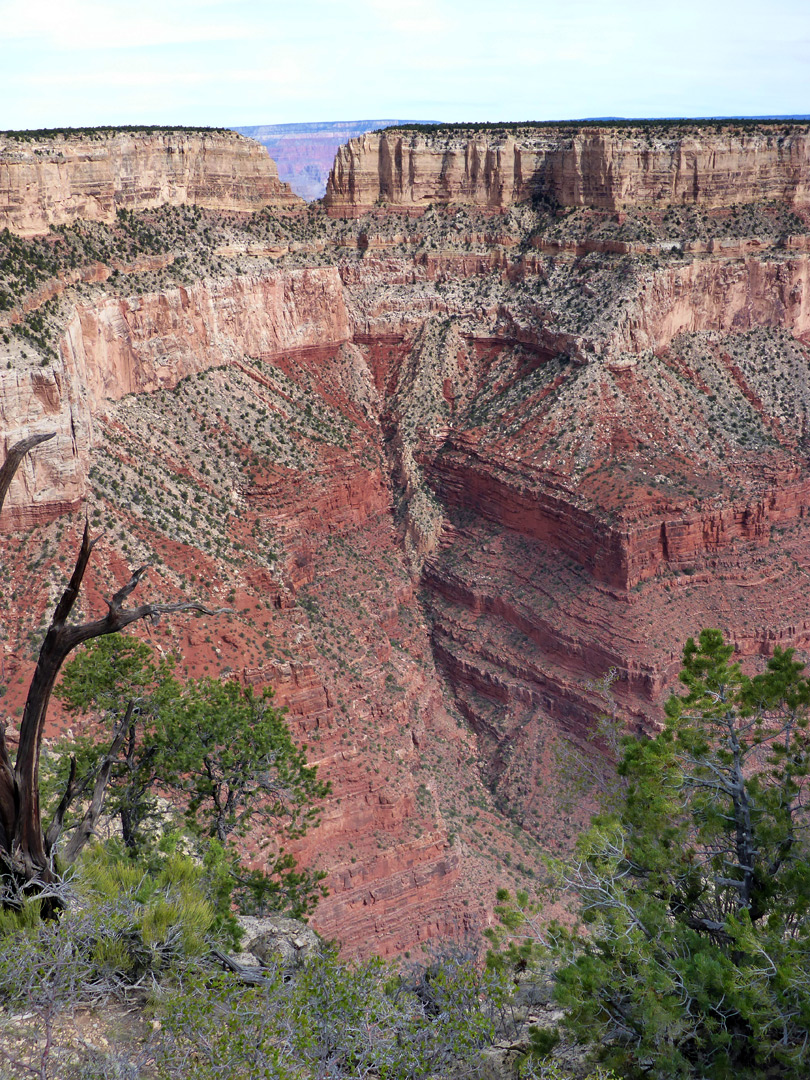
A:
2 121 810 956
235 121 435 201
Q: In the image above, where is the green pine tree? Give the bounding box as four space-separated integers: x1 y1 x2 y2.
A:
51 635 329 919
554 629 810 1079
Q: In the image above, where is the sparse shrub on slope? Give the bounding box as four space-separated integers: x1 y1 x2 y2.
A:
152 943 512 1080
0 839 222 1079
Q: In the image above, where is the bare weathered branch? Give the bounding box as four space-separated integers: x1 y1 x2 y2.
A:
44 755 80 856
0 432 55 518
51 521 103 628
9 531 227 886
109 566 149 610
0 725 16 855
209 946 269 986
60 708 132 865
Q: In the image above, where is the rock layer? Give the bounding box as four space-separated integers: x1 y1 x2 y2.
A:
0 267 349 527
6 124 810 955
325 126 810 214
0 130 301 235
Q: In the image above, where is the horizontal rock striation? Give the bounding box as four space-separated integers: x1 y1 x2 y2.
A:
325 126 810 214
0 130 301 235
0 267 349 526
428 438 810 590
7 128 810 952
615 255 810 353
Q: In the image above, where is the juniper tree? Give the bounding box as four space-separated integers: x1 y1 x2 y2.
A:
555 629 810 1079
53 636 330 918
0 434 219 906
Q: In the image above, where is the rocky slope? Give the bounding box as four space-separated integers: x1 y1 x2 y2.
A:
325 123 810 215
0 128 301 235
0 216 535 959
0 267 350 528
4 124 810 955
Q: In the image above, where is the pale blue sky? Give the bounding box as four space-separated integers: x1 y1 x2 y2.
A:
2 0 807 130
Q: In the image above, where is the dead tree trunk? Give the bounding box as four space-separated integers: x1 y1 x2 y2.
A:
0 435 221 904
56 703 132 866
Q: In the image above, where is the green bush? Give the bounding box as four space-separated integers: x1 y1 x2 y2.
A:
51 636 329 920
152 944 511 1080
554 630 810 1078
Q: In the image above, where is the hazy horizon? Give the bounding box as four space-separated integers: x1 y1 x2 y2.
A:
2 0 807 132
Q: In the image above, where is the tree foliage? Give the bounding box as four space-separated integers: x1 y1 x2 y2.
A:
555 629 810 1078
152 943 511 1080
1 434 221 902
157 675 327 845
51 635 174 851
52 635 329 919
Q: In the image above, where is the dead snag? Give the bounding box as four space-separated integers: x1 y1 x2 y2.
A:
0 436 223 904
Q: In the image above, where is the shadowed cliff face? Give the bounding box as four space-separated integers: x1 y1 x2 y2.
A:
4 125 810 955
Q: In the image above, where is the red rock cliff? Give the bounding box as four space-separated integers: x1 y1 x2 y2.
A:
7 132 810 953
0 267 349 527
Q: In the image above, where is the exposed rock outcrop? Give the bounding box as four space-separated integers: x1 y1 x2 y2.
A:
0 267 349 527
0 130 301 235
236 120 421 201
238 915 322 969
7 122 810 956
325 125 810 214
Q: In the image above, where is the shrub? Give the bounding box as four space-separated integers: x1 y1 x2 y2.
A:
152 944 511 1080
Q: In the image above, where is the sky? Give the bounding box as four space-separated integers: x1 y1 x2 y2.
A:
2 0 808 131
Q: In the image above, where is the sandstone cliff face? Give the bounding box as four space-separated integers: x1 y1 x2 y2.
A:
325 127 810 214
615 255 810 352
326 132 533 214
64 268 350 408
0 365 90 527
0 130 301 235
0 267 349 526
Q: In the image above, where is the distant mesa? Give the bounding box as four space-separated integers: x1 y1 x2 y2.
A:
0 127 302 235
234 120 441 201
323 119 810 215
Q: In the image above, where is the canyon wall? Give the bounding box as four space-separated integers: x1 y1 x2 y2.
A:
0 130 301 235
236 120 424 201
615 255 810 352
0 267 349 527
325 126 810 214
7 121 810 954
418 253 810 593
0 264 487 958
